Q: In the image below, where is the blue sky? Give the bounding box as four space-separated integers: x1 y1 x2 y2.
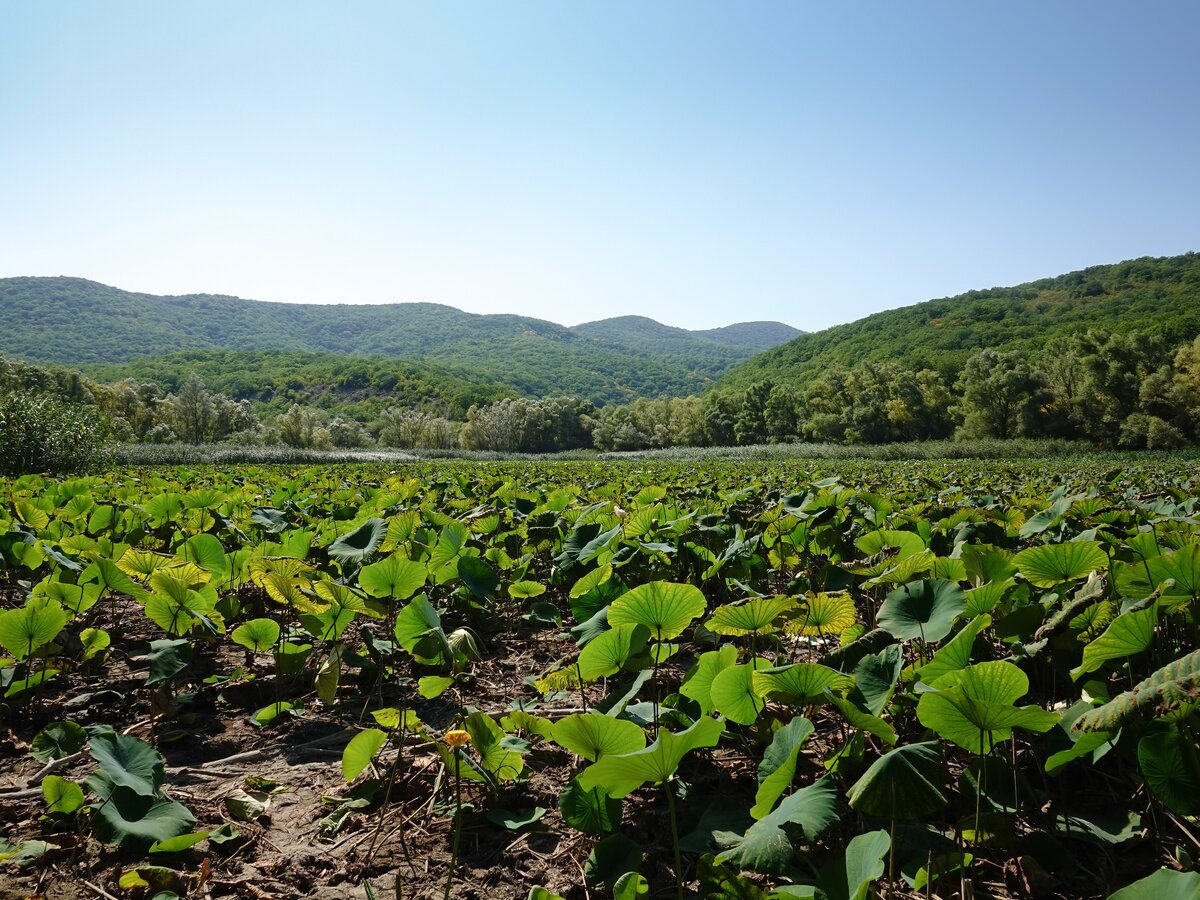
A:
1 2 1197 331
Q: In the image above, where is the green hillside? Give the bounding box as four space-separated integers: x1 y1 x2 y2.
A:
0 277 795 404
720 252 1200 389
84 350 515 419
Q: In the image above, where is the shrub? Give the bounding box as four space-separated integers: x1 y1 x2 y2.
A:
0 393 111 474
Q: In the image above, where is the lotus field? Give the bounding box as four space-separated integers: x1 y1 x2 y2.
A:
1 459 1199 899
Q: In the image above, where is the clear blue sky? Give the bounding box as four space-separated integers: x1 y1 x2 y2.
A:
1 2 1197 331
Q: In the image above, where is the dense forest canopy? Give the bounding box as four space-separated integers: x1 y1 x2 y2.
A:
3 252 1200 459
720 252 1200 389
0 277 798 405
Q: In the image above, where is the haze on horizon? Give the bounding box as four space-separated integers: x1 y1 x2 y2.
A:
1 1 1197 332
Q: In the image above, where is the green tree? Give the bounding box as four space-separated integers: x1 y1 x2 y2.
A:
953 349 1042 439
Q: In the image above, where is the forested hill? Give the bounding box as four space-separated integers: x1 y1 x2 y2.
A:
720 252 1200 389
0 277 796 404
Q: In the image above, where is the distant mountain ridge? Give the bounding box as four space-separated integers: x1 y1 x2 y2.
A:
718 252 1200 390
0 276 799 404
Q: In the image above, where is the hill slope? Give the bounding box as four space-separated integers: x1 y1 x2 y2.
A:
720 253 1200 390
0 277 796 404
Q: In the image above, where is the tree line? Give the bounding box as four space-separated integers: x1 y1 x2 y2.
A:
2 326 1199 462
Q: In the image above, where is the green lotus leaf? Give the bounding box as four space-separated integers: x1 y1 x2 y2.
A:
463 712 525 782
751 716 815 819
847 741 947 820
458 555 499 599
785 593 857 637
877 579 965 643
607 581 707 642
231 618 280 652
342 727 387 782
716 777 838 876
31 721 87 763
180 533 228 577
710 658 773 725
1014 541 1107 589
144 638 193 686
815 829 890 900
551 713 647 762
327 517 386 567
577 623 650 682
42 775 86 815
706 597 794 636
358 553 426 600
90 786 196 849
558 777 622 835
917 661 1058 754
680 644 740 715
1138 729 1200 815
917 614 992 683
1071 604 1158 680
1107 868 1200 900
752 663 855 706
0 599 71 661
577 717 725 798
585 832 642 891
88 732 165 797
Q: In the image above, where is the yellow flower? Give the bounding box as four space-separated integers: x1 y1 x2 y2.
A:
443 728 471 749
